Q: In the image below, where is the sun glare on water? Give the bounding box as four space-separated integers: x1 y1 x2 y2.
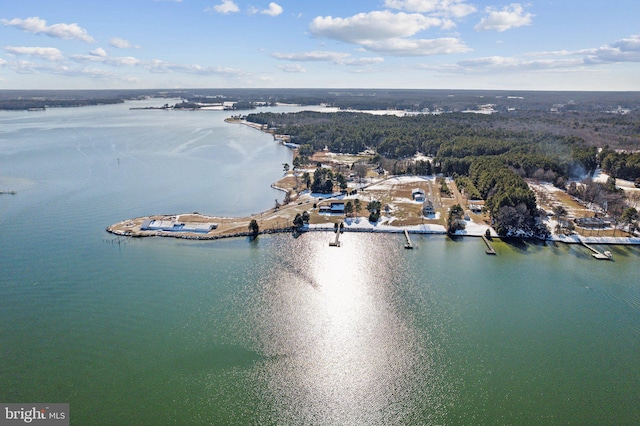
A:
243 233 447 424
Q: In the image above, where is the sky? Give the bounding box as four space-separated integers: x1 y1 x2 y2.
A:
0 0 639 91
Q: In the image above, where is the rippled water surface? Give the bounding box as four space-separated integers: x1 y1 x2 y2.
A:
1 102 639 424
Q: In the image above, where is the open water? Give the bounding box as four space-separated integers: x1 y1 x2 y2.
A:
0 101 639 425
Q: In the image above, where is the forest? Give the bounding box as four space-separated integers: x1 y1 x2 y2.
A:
247 110 602 179
599 148 640 184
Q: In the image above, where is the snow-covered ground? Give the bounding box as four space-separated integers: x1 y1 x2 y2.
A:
366 175 434 191
454 220 497 237
307 215 500 237
593 169 640 192
308 215 446 234
551 234 640 244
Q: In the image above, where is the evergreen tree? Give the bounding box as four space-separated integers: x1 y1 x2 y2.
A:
345 201 354 216
447 204 465 235
248 219 259 236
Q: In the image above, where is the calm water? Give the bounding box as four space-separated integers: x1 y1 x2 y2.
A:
1 102 639 425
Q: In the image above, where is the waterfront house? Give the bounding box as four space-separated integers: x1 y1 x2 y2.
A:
423 200 435 216
319 202 346 214
574 217 610 229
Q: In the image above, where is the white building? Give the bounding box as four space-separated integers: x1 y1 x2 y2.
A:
412 188 426 202
141 219 217 233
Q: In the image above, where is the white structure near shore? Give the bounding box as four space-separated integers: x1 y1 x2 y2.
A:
141 219 217 233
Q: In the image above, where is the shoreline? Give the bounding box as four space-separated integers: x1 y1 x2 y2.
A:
105 213 640 245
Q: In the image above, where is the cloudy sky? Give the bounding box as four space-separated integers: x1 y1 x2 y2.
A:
1 0 639 90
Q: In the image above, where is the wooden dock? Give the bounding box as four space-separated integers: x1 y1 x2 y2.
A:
481 235 496 255
403 229 413 249
581 240 612 260
329 230 341 247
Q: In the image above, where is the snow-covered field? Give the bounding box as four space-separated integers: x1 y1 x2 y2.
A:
593 169 640 192
366 175 434 191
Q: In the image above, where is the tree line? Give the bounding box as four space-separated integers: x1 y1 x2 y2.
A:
0 98 123 110
599 148 640 184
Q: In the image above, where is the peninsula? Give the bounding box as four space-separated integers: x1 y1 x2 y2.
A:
107 90 640 245
107 121 640 246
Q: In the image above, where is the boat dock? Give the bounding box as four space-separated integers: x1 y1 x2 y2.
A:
581 240 612 260
329 230 341 247
404 229 413 249
481 235 496 255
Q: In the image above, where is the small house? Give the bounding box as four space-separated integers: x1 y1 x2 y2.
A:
319 202 345 214
469 202 484 214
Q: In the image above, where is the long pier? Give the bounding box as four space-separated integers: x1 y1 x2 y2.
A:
581 239 612 260
329 230 341 247
404 229 413 249
481 235 496 255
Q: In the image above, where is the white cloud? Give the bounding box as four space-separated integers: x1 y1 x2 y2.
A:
5 46 64 62
272 51 351 62
384 0 476 18
261 2 283 17
2 59 134 81
62 67 120 78
73 53 247 76
249 2 284 16
278 64 306 73
109 38 140 49
455 56 582 72
90 48 107 57
522 35 640 65
475 3 533 32
362 37 470 56
272 50 384 66
584 35 640 64
144 59 245 77
1 16 95 43
72 53 141 66
209 0 240 14
429 34 640 76
342 56 385 66
310 11 444 44
308 10 467 56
